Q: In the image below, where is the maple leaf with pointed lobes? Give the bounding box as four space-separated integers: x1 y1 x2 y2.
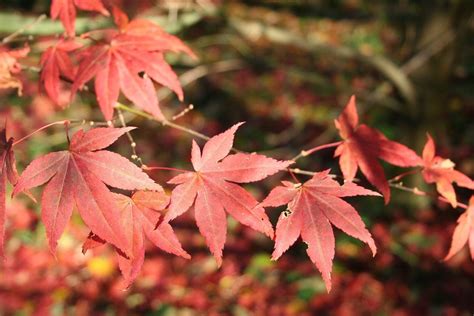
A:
421 134 474 208
51 0 109 37
0 128 19 259
83 190 189 286
165 123 293 266
13 127 161 257
445 196 474 261
260 170 380 292
334 95 422 204
40 39 82 106
71 16 196 121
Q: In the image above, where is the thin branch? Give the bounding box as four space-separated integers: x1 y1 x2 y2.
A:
117 98 465 212
115 102 210 142
172 104 194 121
401 29 456 75
291 141 342 161
2 14 47 44
157 59 245 101
290 168 469 210
116 108 143 166
13 120 70 146
142 166 189 173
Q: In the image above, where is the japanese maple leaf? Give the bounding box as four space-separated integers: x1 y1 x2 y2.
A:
445 196 474 260
51 0 109 37
165 123 293 266
0 128 19 259
13 127 161 256
40 39 82 106
83 190 190 286
0 45 30 95
334 95 422 203
260 170 380 292
421 134 474 208
71 17 196 121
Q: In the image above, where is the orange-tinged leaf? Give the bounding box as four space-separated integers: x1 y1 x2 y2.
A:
132 190 169 210
0 45 29 95
421 134 474 208
83 191 189 286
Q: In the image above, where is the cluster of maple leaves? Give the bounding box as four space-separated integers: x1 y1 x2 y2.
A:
0 0 473 292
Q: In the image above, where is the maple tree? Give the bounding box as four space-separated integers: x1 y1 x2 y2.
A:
0 0 473 296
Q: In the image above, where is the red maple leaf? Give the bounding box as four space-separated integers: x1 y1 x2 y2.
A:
50 0 109 37
445 196 474 261
165 123 293 266
40 39 82 106
421 134 474 208
83 190 189 286
13 127 161 256
334 95 422 203
71 16 196 121
260 170 380 291
0 128 19 258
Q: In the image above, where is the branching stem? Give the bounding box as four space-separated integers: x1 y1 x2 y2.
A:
291 141 342 161
116 103 467 211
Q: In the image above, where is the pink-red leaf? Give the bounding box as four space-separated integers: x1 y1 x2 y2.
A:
14 127 160 257
40 155 74 252
71 16 195 120
70 126 134 152
167 123 291 264
74 151 161 191
50 0 108 36
261 170 379 292
40 39 81 105
194 182 227 267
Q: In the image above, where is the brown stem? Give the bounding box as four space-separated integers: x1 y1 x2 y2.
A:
142 166 188 173
1 14 47 44
13 120 71 146
291 141 342 161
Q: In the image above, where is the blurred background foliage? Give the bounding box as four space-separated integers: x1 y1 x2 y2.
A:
0 0 473 315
